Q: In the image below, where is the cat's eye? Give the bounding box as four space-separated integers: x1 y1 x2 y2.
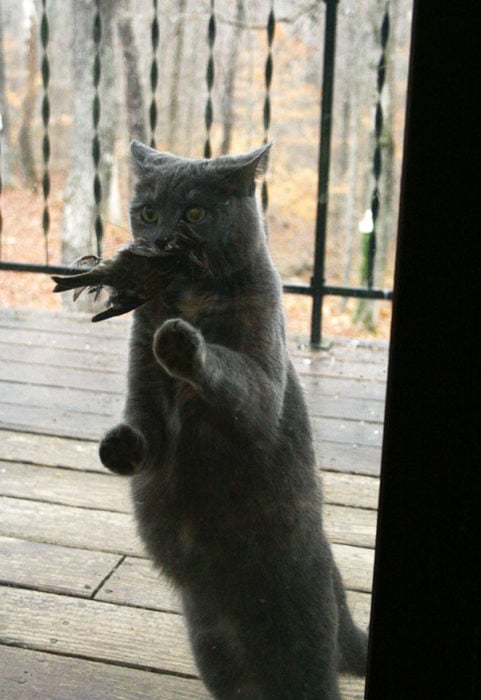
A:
184 206 206 224
141 206 158 224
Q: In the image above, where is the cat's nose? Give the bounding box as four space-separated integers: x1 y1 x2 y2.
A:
154 234 174 250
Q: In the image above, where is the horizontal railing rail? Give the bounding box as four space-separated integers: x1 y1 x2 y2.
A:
283 280 393 301
0 262 84 276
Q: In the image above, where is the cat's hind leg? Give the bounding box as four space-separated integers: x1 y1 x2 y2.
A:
184 594 342 700
190 631 263 700
333 564 368 676
99 423 146 476
182 597 263 700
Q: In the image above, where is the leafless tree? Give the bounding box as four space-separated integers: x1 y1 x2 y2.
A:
18 12 38 189
167 0 187 151
220 0 245 154
118 0 147 143
0 2 14 187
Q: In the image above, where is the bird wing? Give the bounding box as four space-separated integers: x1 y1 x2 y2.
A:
91 297 143 323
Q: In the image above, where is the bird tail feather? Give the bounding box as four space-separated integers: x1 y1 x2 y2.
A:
51 270 103 293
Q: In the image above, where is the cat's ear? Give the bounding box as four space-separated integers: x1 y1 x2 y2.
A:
130 140 175 173
131 140 157 172
214 143 272 192
238 143 271 180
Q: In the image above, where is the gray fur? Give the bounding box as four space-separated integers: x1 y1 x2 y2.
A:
99 141 367 699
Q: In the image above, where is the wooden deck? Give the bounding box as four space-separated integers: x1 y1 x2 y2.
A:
0 308 387 699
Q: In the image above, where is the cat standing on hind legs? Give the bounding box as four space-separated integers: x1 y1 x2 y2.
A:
99 140 368 699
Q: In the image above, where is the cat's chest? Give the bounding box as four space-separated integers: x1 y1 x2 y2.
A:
174 287 221 327
136 283 215 326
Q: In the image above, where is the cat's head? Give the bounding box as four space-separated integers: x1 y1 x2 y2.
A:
129 141 271 272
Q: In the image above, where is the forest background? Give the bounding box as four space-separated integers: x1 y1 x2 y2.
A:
0 0 412 341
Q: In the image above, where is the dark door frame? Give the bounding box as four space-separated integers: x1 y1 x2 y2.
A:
366 1 481 697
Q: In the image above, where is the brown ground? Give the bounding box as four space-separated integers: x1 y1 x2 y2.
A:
0 178 391 343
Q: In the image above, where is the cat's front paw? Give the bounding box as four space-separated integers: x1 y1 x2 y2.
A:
153 319 205 382
99 423 146 476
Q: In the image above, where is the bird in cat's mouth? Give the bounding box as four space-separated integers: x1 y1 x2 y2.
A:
50 222 212 322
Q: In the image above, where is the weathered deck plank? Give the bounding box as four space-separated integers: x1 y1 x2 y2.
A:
94 548 373 614
0 496 142 556
0 460 130 511
0 458 379 511
0 587 368 698
0 429 100 470
2 586 197 677
0 341 127 375
0 308 387 699
0 401 382 446
0 645 366 700
1 495 375 553
323 470 379 510
0 381 124 414
0 536 122 597
94 556 183 613
0 358 126 392
0 646 210 700
0 422 382 476
1 376 383 428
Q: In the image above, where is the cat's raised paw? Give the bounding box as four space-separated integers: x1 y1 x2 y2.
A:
153 318 205 382
99 423 146 475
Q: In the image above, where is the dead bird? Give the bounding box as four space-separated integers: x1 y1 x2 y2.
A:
51 223 211 322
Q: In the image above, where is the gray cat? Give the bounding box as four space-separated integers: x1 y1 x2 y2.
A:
99 140 368 699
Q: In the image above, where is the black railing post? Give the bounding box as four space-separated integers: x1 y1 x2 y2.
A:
366 2 481 695
310 0 339 348
204 0 216 158
368 1 390 289
149 0 159 148
262 4 275 213
92 0 103 257
40 0 51 265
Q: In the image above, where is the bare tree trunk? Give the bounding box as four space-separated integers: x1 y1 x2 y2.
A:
220 0 245 155
99 0 120 231
118 0 147 143
0 2 14 187
337 97 350 180
167 0 187 152
340 91 360 311
375 84 395 288
62 0 96 269
61 0 120 310
184 37 200 156
18 14 38 190
61 0 99 312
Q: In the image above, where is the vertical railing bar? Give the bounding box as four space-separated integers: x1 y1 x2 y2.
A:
92 0 103 257
310 0 339 348
368 0 390 289
261 2 275 213
150 0 159 148
204 0 216 158
40 0 51 264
